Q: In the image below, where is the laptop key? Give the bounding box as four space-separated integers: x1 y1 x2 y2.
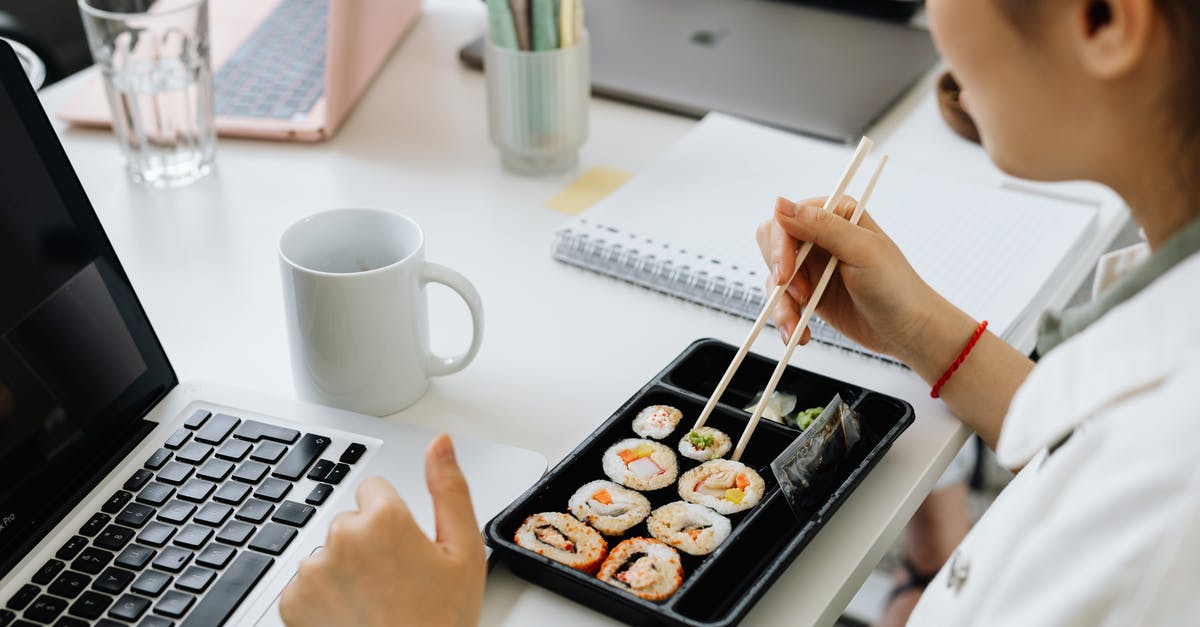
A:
272 502 315 528
175 442 213 465
157 500 196 526
100 491 133 515
177 551 273 627
339 443 367 464
115 544 157 570
136 482 175 507
248 523 297 556
305 460 333 482
215 440 252 462
196 459 235 482
67 590 112 620
195 544 235 570
249 441 287 464
183 410 211 430
93 567 135 595
6 584 38 611
130 571 172 598
232 461 269 484
137 523 177 548
194 503 233 527
163 429 191 450
23 595 66 623
145 449 172 471
108 594 151 620
232 420 300 444
175 567 216 594
305 483 332 506
194 414 240 445
56 536 88 561
0 608 13 625
253 478 291 503
156 462 193 486
215 521 255 547
94 525 136 552
235 499 274 524
31 559 65 585
152 547 193 574
72 548 114 575
212 483 251 506
274 434 330 481
141 616 173 627
325 463 350 485
173 525 213 550
154 591 195 618
177 480 216 503
116 503 155 529
124 469 154 492
48 571 90 599
80 513 111 537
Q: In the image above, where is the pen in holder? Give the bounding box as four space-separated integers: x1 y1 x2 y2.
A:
485 34 589 175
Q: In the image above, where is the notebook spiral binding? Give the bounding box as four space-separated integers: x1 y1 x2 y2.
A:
551 223 897 364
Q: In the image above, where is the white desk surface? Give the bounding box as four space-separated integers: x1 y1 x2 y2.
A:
35 1 1128 625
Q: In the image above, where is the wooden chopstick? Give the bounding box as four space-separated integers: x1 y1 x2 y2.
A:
690 137 874 434
730 155 889 462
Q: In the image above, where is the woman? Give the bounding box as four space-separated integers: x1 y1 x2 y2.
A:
279 0 1200 624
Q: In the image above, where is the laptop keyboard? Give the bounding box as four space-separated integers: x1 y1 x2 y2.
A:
2 410 368 626
213 0 328 121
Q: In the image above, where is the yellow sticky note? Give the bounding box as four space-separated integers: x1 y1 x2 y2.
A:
544 166 632 215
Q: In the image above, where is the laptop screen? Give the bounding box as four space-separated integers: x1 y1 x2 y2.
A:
0 44 176 576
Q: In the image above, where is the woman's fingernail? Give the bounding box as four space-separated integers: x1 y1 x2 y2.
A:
780 326 790 343
777 199 795 217
772 263 781 284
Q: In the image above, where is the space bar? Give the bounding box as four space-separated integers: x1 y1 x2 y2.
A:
181 551 274 626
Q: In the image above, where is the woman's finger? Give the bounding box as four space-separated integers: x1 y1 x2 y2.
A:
774 200 879 267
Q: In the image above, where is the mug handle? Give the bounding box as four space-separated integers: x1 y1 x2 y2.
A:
420 262 484 377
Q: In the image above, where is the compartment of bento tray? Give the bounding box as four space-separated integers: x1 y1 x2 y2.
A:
661 339 863 419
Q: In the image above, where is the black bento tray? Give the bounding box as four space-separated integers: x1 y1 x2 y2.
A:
485 339 915 627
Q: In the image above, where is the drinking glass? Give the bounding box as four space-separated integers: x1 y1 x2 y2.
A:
78 0 215 188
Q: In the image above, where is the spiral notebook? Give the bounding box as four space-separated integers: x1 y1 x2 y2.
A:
551 113 1102 361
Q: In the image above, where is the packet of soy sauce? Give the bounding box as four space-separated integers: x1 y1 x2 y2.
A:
769 394 862 518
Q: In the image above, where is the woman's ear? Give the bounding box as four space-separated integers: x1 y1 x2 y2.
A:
1073 0 1159 79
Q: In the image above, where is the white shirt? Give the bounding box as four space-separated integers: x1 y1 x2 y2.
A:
908 249 1200 626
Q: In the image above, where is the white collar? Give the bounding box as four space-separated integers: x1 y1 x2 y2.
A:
996 251 1200 468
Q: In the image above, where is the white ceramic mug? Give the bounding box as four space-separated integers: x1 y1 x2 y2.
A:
279 209 483 416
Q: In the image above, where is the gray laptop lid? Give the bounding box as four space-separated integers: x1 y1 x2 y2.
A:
463 0 938 143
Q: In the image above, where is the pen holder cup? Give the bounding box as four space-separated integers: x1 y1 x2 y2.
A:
485 35 589 175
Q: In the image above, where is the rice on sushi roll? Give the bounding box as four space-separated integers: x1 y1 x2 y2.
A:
632 405 683 440
602 438 679 491
596 537 684 601
678 459 766 515
514 512 608 574
569 480 652 535
647 501 731 556
677 427 732 461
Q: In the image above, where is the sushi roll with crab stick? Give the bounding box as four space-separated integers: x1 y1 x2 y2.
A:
647 501 732 556
632 405 683 440
569 480 652 535
514 512 608 574
596 537 685 601
602 438 678 491
677 426 732 461
678 459 766 515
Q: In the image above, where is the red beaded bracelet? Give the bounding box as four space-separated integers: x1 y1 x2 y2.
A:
931 320 988 399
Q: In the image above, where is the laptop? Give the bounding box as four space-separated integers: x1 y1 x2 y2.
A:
0 41 545 626
459 0 938 143
59 0 420 141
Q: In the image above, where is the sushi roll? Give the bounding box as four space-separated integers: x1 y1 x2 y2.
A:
569 480 652 535
602 438 679 491
514 512 608 574
647 501 731 556
632 405 683 440
596 537 684 601
678 459 766 515
677 427 733 461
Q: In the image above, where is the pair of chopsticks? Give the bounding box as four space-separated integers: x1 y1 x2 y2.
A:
688 138 889 462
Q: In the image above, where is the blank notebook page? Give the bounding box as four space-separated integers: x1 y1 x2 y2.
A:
554 113 1099 356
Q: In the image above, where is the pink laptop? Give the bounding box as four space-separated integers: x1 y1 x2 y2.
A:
60 0 420 141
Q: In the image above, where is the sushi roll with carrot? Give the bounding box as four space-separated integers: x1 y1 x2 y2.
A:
514 512 608 574
678 459 766 515
569 480 652 535
602 438 679 491
632 405 683 440
677 427 732 461
647 501 732 556
596 537 684 601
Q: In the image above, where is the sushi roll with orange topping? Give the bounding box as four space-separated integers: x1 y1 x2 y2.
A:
514 512 608 574
569 480 652 535
647 501 731 556
602 438 678 491
632 405 683 440
678 459 766 515
596 537 684 601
